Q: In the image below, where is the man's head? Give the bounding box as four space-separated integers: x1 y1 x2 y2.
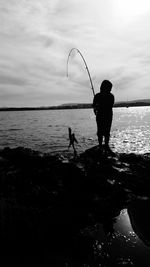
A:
100 80 113 93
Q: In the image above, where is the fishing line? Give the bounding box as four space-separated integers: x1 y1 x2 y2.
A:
67 48 95 96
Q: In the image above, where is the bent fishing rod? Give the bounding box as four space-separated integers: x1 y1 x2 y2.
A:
67 48 95 96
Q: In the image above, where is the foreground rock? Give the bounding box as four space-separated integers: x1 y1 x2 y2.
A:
0 146 150 266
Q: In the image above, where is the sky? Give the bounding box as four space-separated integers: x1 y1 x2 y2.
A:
1 0 150 107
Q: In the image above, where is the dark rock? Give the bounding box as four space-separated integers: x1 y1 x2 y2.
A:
1 146 150 266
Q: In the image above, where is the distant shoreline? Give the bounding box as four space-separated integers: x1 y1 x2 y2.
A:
1 100 150 111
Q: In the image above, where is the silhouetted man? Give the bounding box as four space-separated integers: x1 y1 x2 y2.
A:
93 80 114 153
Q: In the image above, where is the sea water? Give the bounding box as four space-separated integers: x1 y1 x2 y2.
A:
1 106 150 154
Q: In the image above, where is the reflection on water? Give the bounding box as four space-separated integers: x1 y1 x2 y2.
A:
112 106 150 154
89 199 150 266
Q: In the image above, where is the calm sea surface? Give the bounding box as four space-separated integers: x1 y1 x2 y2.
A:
1 106 150 154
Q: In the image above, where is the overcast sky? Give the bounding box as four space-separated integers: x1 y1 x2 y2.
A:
1 0 150 107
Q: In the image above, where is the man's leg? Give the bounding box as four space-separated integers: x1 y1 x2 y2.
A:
96 118 103 149
104 118 112 151
98 134 103 150
104 133 110 150
97 125 103 151
104 131 115 155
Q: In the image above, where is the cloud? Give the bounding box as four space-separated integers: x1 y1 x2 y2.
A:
0 0 150 106
0 74 27 86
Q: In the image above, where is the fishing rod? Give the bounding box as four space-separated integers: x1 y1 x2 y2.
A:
67 48 95 96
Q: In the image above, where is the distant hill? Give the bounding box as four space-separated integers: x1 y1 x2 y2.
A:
114 99 150 107
1 99 150 111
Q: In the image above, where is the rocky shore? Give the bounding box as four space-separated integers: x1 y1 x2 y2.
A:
1 146 150 266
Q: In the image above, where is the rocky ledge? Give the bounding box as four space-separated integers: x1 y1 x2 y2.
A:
0 146 150 266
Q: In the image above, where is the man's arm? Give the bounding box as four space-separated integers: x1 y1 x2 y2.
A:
93 94 98 115
112 94 115 106
111 94 115 107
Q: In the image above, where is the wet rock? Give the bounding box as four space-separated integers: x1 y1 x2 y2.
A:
1 146 150 266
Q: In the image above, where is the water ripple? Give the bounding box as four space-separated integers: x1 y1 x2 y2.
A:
1 107 150 154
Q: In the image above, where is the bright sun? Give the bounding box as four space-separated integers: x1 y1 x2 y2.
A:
114 0 150 21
